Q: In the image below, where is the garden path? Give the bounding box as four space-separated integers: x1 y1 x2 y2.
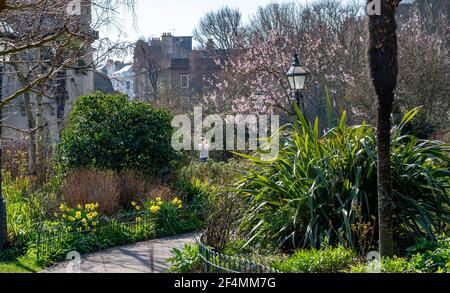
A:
41 232 199 273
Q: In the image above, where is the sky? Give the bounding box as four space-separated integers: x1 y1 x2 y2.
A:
99 0 309 44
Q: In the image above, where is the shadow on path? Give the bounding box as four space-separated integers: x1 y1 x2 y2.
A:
42 232 199 273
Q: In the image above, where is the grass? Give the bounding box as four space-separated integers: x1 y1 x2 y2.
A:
0 257 41 273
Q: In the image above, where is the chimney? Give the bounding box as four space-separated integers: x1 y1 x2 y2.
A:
206 39 215 50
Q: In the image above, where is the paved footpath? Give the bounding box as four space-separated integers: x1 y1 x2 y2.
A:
42 232 199 273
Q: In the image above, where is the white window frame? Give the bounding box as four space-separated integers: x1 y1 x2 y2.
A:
180 75 189 89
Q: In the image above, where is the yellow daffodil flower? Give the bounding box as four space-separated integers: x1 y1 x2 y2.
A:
150 205 161 214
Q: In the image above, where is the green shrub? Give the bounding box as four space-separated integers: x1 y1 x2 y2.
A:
133 198 204 237
275 246 356 273
406 236 450 273
350 256 424 273
176 178 209 205
177 159 245 187
237 108 450 251
2 173 58 257
167 244 201 273
58 93 181 177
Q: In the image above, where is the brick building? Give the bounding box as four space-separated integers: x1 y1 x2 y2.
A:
133 33 221 109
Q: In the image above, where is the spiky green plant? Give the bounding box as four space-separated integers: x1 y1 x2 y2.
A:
236 107 449 252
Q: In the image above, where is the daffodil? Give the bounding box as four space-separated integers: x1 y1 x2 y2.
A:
150 205 161 214
68 216 76 222
135 217 142 223
59 203 66 211
77 204 82 209
75 211 82 219
85 203 95 211
92 221 97 226
172 197 183 208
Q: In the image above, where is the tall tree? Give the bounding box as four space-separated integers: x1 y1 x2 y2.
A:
367 0 402 258
134 39 163 101
193 6 243 54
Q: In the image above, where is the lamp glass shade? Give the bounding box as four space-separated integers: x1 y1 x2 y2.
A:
287 60 308 90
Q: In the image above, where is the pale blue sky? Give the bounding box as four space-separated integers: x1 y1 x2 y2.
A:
100 0 311 43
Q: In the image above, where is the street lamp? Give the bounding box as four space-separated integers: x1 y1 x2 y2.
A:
287 53 309 111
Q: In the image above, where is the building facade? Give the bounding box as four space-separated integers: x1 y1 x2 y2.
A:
133 33 221 109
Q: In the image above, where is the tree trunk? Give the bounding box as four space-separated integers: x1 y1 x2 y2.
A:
0 64 6 249
56 70 68 137
23 92 36 177
0 145 6 249
377 94 394 257
35 93 45 183
367 0 400 258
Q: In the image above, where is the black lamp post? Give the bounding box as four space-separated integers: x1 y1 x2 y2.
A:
287 53 309 112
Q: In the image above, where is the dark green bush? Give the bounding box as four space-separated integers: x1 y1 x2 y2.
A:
58 93 181 177
237 108 450 251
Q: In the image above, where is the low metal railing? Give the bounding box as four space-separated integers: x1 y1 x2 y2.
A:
33 211 200 264
197 234 279 273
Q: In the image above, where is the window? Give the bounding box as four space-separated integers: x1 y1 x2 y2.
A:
180 75 189 89
126 81 131 90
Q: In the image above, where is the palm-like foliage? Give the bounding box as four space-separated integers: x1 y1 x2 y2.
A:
236 107 449 251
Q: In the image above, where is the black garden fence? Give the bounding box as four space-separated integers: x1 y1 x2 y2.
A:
197 234 279 273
